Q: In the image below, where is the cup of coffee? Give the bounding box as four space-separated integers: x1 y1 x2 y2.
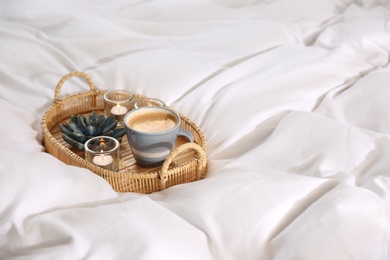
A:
124 106 194 167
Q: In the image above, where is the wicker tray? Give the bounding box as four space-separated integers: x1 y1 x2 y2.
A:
42 72 207 193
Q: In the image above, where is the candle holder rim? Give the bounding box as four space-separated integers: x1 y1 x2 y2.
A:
103 90 134 103
134 98 166 109
84 136 120 154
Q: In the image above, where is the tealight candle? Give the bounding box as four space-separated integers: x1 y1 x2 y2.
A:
85 136 120 171
110 103 128 116
104 90 134 127
93 152 113 167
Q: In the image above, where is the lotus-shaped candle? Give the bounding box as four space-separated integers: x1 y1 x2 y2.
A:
59 111 126 150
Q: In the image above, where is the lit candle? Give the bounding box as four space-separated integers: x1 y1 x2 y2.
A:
110 103 128 116
93 153 113 167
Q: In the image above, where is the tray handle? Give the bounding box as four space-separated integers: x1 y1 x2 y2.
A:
160 143 207 190
54 71 96 103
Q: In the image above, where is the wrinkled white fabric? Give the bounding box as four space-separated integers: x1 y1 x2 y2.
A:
1 0 390 259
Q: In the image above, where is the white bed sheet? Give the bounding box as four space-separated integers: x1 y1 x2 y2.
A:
1 0 390 259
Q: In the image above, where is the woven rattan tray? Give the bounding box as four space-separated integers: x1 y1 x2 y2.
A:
42 72 207 193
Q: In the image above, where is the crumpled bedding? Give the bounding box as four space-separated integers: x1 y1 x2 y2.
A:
1 0 390 259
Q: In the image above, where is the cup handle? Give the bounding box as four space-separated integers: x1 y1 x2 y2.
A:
178 129 194 143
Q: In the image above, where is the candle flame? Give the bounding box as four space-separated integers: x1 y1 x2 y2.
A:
99 138 105 147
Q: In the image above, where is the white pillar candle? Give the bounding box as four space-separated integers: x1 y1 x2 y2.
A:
110 104 128 116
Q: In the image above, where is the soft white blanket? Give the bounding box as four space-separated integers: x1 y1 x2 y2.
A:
1 0 390 259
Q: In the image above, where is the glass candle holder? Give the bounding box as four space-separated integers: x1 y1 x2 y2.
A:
104 90 134 126
85 136 120 171
134 98 165 109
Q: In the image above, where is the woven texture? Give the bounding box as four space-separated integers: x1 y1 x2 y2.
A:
42 72 207 193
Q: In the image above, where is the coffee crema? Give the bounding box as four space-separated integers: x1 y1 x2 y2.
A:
128 111 178 133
